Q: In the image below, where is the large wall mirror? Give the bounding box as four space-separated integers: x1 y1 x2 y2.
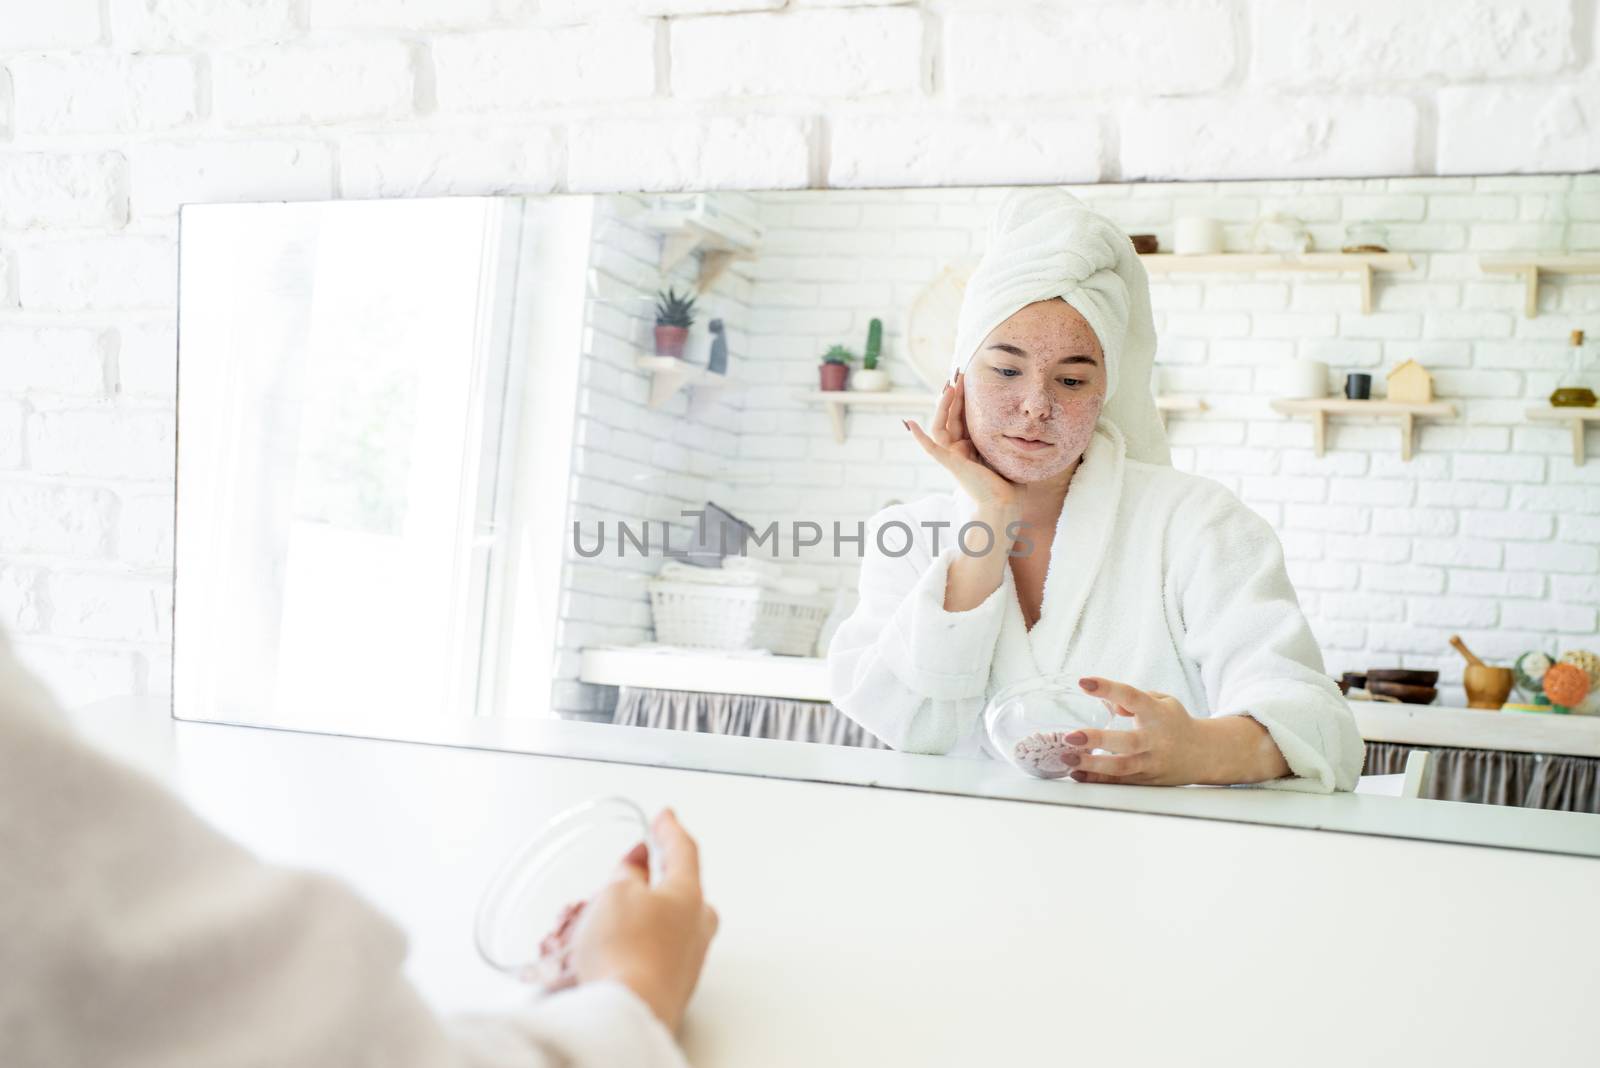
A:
174 177 1600 856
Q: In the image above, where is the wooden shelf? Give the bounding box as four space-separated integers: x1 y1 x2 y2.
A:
794 391 1209 443
1478 254 1600 318
632 196 762 290
1269 397 1457 461
1526 404 1600 466
796 389 937 443
1140 252 1414 313
636 355 734 409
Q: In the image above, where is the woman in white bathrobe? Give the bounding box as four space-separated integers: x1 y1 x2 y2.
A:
826 189 1364 793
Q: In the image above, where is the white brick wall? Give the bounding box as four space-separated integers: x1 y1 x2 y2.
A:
0 0 1595 713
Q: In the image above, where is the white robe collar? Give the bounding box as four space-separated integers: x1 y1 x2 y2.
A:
952 417 1128 691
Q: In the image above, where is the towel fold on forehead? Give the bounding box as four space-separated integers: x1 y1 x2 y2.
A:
949 187 1171 466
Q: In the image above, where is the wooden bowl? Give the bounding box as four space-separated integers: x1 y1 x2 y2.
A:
1367 668 1439 687
1367 680 1437 704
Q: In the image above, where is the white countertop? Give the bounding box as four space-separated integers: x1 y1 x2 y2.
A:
65 699 1600 1067
579 644 1600 758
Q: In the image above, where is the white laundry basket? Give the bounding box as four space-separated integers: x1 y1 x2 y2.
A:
647 579 832 656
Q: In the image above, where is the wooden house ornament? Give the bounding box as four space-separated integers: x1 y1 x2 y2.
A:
1386 359 1433 403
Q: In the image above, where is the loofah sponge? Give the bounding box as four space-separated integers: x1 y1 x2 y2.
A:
1543 662 1590 708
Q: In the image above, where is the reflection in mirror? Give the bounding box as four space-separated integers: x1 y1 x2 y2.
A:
176 177 1600 839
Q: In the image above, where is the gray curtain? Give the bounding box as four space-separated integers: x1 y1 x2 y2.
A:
612 686 889 750
1364 741 1600 814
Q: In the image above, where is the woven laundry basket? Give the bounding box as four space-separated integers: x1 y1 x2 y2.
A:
647 578 831 656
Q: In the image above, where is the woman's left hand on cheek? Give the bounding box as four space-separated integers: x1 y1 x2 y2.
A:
1066 676 1208 786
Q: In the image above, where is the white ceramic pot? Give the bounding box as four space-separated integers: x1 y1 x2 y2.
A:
1281 359 1329 399
1174 217 1223 256
850 368 892 392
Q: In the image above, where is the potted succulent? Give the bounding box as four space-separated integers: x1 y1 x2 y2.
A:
819 344 854 391
850 317 890 392
653 286 697 358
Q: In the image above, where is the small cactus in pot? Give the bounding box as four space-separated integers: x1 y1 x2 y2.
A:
653 287 697 358
851 317 891 392
819 344 855 391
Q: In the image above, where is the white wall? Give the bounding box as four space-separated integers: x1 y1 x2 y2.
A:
1 0 1598 708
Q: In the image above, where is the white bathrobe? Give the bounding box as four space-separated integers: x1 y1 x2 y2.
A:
0 630 689 1068
827 417 1365 793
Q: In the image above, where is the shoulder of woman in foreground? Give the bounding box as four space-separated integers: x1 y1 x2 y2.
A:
1121 457 1256 523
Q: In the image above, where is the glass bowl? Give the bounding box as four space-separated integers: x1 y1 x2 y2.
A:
475 796 659 990
982 674 1125 779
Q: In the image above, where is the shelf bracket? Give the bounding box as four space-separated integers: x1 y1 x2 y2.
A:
826 400 847 444
1521 265 1540 318
1400 411 1415 462
1313 409 1328 457
1359 264 1374 315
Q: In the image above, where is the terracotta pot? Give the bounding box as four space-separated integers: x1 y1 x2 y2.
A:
654 324 689 358
819 363 849 391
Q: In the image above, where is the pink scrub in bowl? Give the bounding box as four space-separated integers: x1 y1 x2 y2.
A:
982 674 1130 779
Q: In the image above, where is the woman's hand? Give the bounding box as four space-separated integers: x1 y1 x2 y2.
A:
1061 676 1292 786
571 808 719 1033
903 371 1019 519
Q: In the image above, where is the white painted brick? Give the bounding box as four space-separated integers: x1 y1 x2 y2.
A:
1551 574 1600 603
310 0 506 29
115 322 177 398
49 571 169 642
1363 563 1446 595
28 409 174 481
0 481 116 557
1411 537 1502 569
339 128 563 198
0 250 13 308
0 563 46 633
1123 97 1418 181
1506 541 1599 575
0 0 101 50
1283 503 1367 534
947 2 1232 99
1325 533 1408 563
1448 569 1544 599
116 492 174 569
128 141 334 219
1417 481 1508 509
1253 0 1571 87
109 0 297 49
830 115 1100 188
1501 599 1596 634
1406 595 1498 629
1448 454 1545 483
0 327 108 396
0 401 21 469
570 116 810 191
1557 514 1600 544
544 0 784 20
18 238 177 311
1327 479 1413 507
674 8 921 99
214 41 414 126
1438 85 1600 175
9 54 197 135
12 641 139 708
435 23 655 112
0 153 127 229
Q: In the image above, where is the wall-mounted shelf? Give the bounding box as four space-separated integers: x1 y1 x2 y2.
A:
1140 252 1414 313
632 197 762 290
795 390 1209 443
1478 254 1600 318
1526 404 1600 466
797 389 935 443
637 355 734 409
1269 397 1456 461
1155 394 1207 427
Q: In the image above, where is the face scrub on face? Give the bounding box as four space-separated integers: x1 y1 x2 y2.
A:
962 298 1107 486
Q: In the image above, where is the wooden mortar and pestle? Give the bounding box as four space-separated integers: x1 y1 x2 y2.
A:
1449 635 1514 710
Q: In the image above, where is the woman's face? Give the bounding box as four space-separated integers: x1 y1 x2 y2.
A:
961 298 1107 484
